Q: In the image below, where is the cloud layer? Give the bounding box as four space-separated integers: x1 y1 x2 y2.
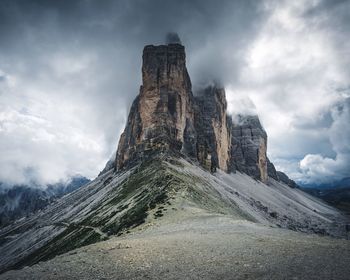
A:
0 0 349 186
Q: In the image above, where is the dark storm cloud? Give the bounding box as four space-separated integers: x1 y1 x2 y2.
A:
1 0 269 84
0 0 349 185
166 33 182 45
0 0 268 185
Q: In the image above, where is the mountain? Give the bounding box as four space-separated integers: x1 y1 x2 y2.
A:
301 177 350 215
114 44 290 184
0 176 90 228
117 44 267 181
300 178 350 214
303 187 350 215
301 177 350 190
0 42 349 278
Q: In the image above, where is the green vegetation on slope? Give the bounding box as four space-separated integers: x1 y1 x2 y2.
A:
7 156 255 271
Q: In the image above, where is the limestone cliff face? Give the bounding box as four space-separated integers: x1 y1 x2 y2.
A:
140 44 195 145
115 42 295 186
116 44 196 170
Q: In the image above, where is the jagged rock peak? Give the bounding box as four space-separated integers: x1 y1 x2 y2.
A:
116 42 196 171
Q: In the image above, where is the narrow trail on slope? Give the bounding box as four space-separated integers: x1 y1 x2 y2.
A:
56 222 108 240
80 225 108 240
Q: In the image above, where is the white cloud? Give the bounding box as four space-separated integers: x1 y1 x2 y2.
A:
297 98 350 184
0 105 106 185
0 64 122 185
225 0 350 184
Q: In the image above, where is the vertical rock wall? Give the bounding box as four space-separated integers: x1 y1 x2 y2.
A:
194 86 230 172
228 115 268 182
140 44 195 144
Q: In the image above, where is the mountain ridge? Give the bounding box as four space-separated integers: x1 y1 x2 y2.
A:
0 176 90 228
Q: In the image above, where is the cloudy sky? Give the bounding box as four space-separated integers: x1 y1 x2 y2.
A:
0 0 349 187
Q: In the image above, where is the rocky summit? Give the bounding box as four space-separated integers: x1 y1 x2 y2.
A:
0 41 349 280
116 43 282 183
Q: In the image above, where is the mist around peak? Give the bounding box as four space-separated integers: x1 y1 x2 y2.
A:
166 32 182 45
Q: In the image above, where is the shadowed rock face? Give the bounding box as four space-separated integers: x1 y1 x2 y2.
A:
228 115 268 182
115 42 292 184
194 86 230 172
277 171 298 188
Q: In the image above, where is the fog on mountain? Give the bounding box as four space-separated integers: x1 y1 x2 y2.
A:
165 32 182 44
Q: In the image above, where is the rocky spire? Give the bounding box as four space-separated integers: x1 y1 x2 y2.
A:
116 43 197 170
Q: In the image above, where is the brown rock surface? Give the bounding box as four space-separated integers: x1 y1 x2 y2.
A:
116 44 196 170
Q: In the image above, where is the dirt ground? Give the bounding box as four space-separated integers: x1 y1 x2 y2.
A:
1 210 349 280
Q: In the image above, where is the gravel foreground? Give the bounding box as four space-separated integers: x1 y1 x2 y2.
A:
1 212 349 280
